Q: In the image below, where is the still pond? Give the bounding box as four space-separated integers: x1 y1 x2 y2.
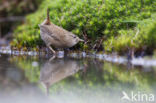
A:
0 53 156 103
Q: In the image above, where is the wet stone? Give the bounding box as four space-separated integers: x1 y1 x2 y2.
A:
57 51 64 58
96 54 104 60
1 47 156 67
82 52 86 57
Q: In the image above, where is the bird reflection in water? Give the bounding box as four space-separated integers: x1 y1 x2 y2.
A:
40 57 84 95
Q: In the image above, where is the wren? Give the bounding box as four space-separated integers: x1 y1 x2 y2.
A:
39 9 84 54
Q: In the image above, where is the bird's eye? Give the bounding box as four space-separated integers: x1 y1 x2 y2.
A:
73 36 76 38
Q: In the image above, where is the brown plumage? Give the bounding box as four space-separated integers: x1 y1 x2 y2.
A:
39 9 84 54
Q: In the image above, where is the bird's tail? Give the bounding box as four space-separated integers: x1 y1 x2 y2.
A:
47 8 50 22
45 8 51 25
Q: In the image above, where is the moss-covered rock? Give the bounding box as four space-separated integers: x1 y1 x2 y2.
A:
104 14 156 54
11 0 156 54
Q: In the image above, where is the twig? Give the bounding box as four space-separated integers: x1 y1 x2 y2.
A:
92 37 104 51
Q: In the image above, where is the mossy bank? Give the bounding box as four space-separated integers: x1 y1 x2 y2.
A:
11 0 156 55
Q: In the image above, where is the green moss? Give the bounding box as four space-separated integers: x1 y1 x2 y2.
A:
12 0 156 54
104 15 156 53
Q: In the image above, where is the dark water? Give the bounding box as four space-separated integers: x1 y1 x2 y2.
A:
0 54 156 103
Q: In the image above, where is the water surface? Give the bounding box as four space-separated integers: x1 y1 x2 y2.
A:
0 54 156 103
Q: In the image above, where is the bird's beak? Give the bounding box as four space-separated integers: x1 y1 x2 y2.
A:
79 38 84 42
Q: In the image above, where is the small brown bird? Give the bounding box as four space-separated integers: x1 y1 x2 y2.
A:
39 9 84 54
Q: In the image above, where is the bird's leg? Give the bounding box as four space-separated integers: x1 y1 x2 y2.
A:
48 46 56 54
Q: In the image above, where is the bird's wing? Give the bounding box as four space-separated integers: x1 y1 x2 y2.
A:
47 32 60 41
50 25 71 42
40 25 62 41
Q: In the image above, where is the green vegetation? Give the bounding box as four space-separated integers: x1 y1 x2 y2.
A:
11 0 156 55
105 15 156 54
